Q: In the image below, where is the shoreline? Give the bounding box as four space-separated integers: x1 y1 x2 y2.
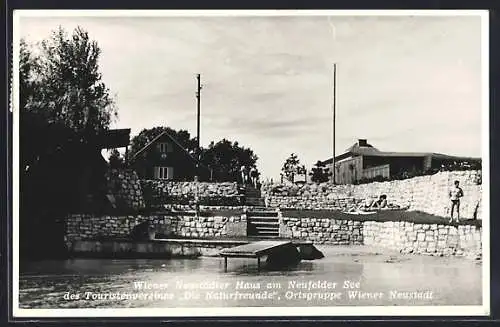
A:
20 242 482 263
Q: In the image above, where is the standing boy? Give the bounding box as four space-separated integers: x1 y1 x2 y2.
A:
449 180 464 223
250 166 258 187
240 165 247 185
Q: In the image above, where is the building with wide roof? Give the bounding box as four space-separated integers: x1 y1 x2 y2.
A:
321 139 481 184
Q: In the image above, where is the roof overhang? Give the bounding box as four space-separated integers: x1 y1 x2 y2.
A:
97 129 131 149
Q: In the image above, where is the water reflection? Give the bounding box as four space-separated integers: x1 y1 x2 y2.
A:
19 246 481 308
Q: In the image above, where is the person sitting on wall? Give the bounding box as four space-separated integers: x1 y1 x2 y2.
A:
371 194 388 209
347 198 375 212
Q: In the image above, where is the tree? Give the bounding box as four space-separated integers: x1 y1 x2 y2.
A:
20 39 40 113
21 26 117 134
20 26 118 180
281 153 303 183
309 160 331 183
200 139 258 182
19 27 118 258
108 149 124 168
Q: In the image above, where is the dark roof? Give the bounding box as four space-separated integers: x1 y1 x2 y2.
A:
322 142 481 164
363 152 480 160
344 143 380 156
130 131 210 170
96 129 131 149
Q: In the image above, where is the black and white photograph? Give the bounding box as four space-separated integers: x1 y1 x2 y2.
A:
12 10 489 317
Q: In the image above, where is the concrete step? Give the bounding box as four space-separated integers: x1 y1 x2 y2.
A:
248 219 279 224
248 220 278 225
247 206 272 211
252 220 278 224
253 227 279 232
249 221 279 226
255 231 279 236
255 227 279 232
250 235 280 239
247 211 278 217
247 230 279 236
246 199 265 204
245 193 262 197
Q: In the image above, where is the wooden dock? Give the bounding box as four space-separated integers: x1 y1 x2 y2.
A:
219 240 292 272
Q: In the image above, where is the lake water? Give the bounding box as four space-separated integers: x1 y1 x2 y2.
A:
19 245 482 308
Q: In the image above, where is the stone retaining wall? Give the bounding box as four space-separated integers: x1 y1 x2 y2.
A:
279 216 363 245
65 212 247 242
141 180 243 207
65 211 482 259
105 169 145 210
362 221 481 258
161 204 247 211
263 170 482 219
277 216 481 258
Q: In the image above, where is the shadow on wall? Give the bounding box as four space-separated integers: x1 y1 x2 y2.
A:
129 221 155 241
473 200 481 220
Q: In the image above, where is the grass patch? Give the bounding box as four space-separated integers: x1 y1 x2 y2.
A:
141 209 244 217
281 209 482 227
200 209 244 217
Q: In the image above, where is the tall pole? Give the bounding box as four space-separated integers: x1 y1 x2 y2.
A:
332 63 337 184
196 74 201 152
195 74 201 183
194 74 202 214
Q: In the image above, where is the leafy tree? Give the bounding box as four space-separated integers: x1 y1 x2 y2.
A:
200 139 258 182
281 153 303 183
21 26 117 134
20 27 118 178
309 160 331 183
20 39 40 112
19 27 117 258
108 149 124 168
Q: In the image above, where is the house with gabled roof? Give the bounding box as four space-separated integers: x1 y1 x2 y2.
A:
129 131 210 181
322 139 481 184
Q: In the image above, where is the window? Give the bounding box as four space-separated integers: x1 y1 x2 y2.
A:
157 142 173 153
154 166 174 180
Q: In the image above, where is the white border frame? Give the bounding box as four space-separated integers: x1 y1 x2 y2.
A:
11 9 490 318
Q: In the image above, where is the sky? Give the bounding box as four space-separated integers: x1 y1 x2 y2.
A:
18 12 485 180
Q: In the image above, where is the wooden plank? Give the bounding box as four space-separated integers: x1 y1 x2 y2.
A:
220 252 259 258
220 240 291 257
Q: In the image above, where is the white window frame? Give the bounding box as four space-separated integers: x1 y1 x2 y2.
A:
155 166 174 180
158 142 173 153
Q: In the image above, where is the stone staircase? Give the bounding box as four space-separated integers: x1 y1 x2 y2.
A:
247 210 279 238
241 185 279 238
244 185 266 207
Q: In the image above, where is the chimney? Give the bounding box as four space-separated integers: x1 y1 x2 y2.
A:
358 139 368 147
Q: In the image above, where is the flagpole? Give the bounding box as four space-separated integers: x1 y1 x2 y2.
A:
332 63 337 184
